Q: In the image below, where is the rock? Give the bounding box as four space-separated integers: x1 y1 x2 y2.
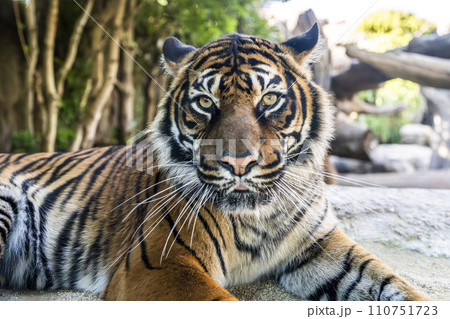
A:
399 123 434 146
422 87 450 169
370 144 432 172
337 169 450 189
328 186 450 258
1 186 449 300
330 155 383 174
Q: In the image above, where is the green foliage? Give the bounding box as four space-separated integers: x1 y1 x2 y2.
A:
359 10 436 52
358 79 424 143
136 0 277 52
55 128 76 152
11 130 38 153
356 10 432 143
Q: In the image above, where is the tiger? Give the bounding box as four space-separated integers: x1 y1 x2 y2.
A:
0 24 430 301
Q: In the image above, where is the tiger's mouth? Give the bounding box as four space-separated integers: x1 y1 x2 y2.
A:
213 188 273 212
202 177 278 213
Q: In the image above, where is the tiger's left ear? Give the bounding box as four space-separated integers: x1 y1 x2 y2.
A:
162 37 197 75
281 23 319 60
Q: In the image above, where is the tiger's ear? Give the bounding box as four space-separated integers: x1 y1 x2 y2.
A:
162 37 197 75
281 23 319 60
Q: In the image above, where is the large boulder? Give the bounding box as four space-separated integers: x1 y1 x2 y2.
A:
370 144 432 172
400 123 435 146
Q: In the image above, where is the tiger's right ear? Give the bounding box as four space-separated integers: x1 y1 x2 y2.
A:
162 37 197 75
281 23 319 61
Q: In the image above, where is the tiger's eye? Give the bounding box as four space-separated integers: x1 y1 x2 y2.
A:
262 93 277 106
198 96 213 108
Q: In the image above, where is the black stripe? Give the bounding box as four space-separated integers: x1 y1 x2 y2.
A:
41 149 121 289
377 275 395 301
0 154 13 173
11 153 31 162
307 245 356 301
307 84 321 140
23 204 31 259
86 228 104 283
0 224 8 243
68 148 126 287
0 196 18 215
125 171 160 270
61 147 122 207
307 200 329 236
101 152 135 268
165 213 209 274
26 200 40 286
0 213 11 229
9 153 64 185
237 216 266 237
139 223 160 270
203 207 227 249
342 258 373 300
81 147 120 197
230 215 261 258
197 212 227 276
136 169 160 271
53 211 78 288
19 153 70 193
0 154 13 164
43 149 109 188
277 226 337 277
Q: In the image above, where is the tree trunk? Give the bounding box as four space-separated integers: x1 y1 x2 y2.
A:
79 0 127 149
117 0 136 144
331 61 390 100
330 113 379 161
15 0 39 135
337 95 406 116
143 68 166 128
41 0 59 152
345 45 450 89
70 26 105 151
56 0 94 96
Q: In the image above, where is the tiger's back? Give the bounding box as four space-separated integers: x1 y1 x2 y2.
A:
0 147 145 292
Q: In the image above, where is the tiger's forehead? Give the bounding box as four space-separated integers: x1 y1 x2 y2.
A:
187 38 286 98
189 65 285 98
190 34 283 73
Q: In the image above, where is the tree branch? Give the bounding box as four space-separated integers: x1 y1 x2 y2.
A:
56 0 94 96
12 1 30 64
43 0 59 101
345 45 450 89
22 0 39 133
79 0 127 149
337 96 407 116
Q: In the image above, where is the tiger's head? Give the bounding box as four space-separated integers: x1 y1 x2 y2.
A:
150 24 334 216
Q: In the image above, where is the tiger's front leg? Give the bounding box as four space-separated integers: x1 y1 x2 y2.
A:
276 227 431 301
103 254 237 301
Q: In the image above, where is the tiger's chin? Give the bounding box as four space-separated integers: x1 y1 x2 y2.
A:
212 189 274 216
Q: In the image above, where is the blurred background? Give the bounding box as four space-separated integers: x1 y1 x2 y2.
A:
1 0 449 188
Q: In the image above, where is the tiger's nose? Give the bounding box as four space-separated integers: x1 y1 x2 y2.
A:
219 151 258 176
